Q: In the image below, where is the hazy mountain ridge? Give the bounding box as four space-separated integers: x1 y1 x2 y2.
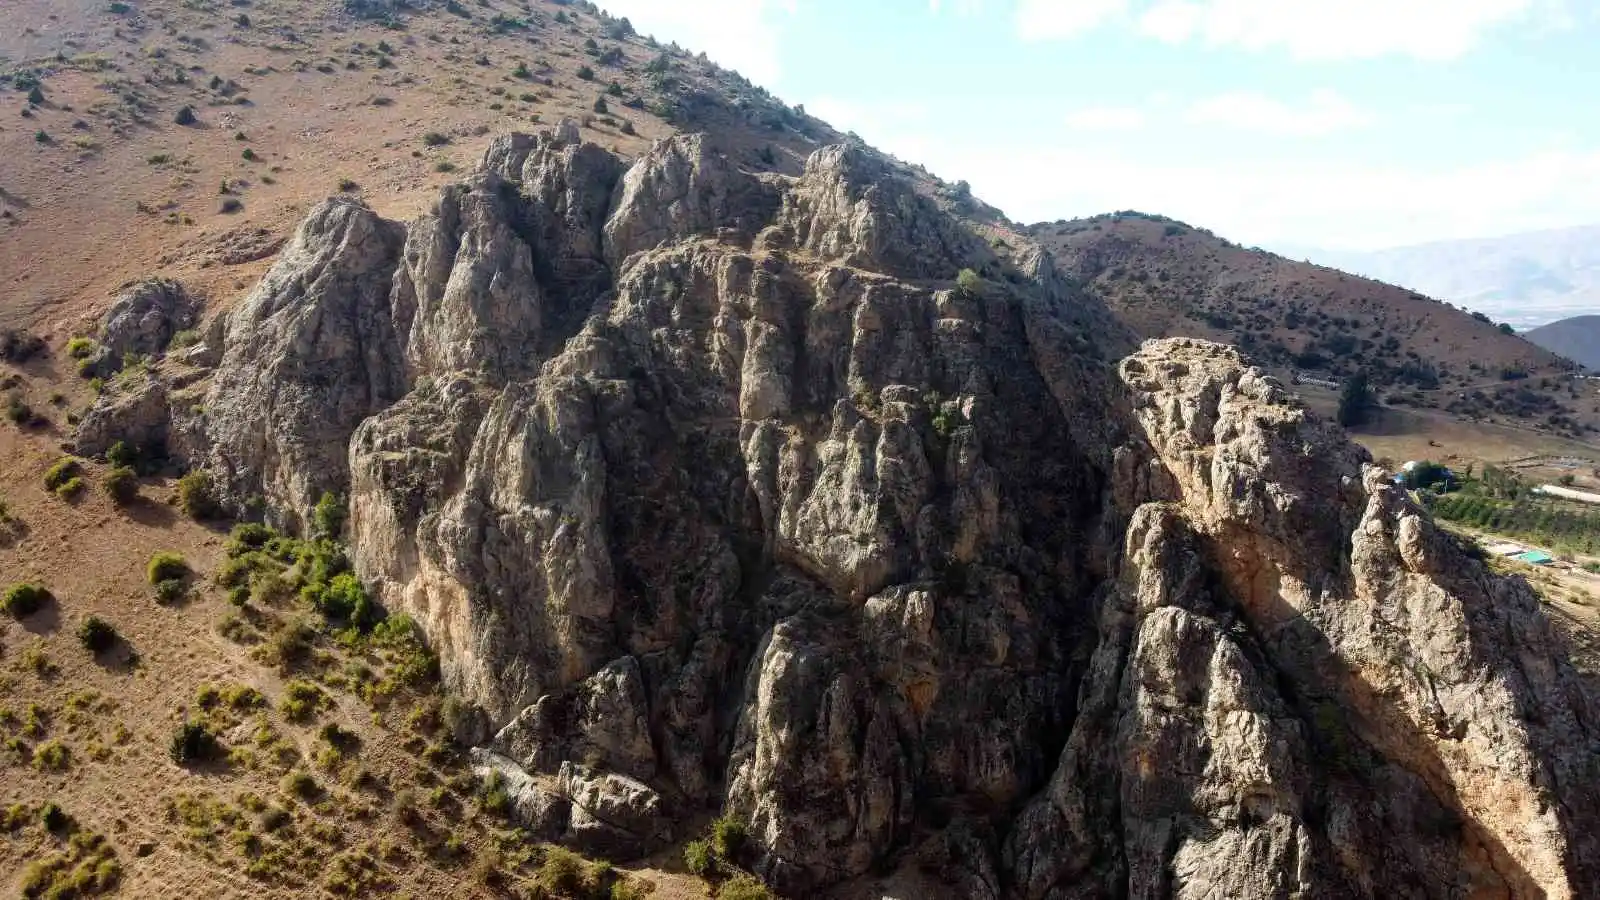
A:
1301 224 1600 330
1527 315 1600 370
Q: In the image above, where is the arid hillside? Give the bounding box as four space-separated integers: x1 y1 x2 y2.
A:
2 2 1599 900
1031 212 1600 439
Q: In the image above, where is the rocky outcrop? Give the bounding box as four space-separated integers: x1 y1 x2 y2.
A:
79 129 1600 899
602 133 781 263
1006 339 1600 899
81 278 198 378
202 196 407 530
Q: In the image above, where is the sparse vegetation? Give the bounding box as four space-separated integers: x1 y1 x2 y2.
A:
170 720 221 765
18 820 121 897
280 679 329 721
4 582 52 618
78 616 119 653
148 551 189 585
717 874 774 900
44 457 84 496
177 470 225 519
103 465 139 505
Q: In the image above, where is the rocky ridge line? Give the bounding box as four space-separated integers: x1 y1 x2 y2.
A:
74 125 1600 898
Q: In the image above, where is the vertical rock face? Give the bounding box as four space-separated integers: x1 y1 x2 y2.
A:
203 196 408 530
1008 339 1600 900
81 132 1600 898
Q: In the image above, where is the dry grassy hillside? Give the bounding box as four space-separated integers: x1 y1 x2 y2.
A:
1031 212 1600 440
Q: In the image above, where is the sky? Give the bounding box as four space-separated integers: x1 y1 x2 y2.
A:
593 0 1600 253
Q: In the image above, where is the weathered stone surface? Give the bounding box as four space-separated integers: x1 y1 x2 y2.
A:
73 371 173 459
203 196 407 530
152 132 1598 899
81 278 198 378
492 655 657 782
557 761 672 857
1005 339 1600 900
603 133 781 264
469 748 570 839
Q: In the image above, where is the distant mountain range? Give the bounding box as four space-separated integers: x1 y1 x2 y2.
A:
1287 224 1600 330
1525 316 1600 370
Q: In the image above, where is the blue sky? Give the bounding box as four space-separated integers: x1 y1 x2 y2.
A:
597 0 1600 252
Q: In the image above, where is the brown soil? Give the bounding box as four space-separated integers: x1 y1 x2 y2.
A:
1032 213 1600 441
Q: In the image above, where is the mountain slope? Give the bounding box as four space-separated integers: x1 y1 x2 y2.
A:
1310 224 1600 330
1527 316 1600 370
1029 212 1597 438
3 2 1600 899
57 124 1600 900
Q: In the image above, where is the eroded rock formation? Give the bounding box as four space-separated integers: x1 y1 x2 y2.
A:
76 127 1600 898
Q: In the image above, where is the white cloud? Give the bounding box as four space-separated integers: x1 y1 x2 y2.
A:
1014 0 1547 59
1138 0 1534 60
789 95 1600 250
1185 89 1373 136
595 0 794 85
1065 106 1148 131
1015 0 1129 40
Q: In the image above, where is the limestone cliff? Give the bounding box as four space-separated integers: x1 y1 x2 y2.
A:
75 128 1600 898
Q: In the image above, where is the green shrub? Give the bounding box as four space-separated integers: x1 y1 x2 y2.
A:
55 476 85 500
312 572 377 629
40 802 71 832
103 466 139 505
106 440 137 468
44 457 82 491
422 131 450 147
711 815 747 860
280 679 327 721
3 582 51 618
577 65 594 80
66 337 97 359
170 721 220 764
281 770 320 801
78 616 118 653
312 491 347 540
683 839 711 876
154 578 187 605
477 770 510 817
539 846 589 895
955 268 984 297
34 740 70 771
148 552 188 584
718 874 774 900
